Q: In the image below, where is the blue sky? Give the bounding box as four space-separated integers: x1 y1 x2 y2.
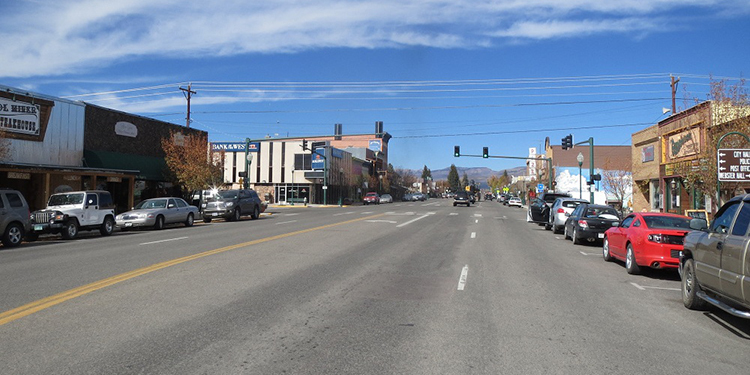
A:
2 0 749 173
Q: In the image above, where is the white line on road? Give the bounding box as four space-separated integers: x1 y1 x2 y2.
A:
397 213 432 228
284 213 300 216
275 220 298 225
471 232 476 238
579 251 599 256
361 211 373 214
334 212 355 216
457 265 469 290
449 213 459 216
630 282 680 291
139 237 189 246
475 219 478 223
474 213 483 217
365 220 398 224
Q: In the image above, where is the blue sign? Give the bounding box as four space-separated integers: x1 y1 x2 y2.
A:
312 149 326 170
537 183 544 193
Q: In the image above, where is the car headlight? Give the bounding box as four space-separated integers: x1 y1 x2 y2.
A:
225 202 234 207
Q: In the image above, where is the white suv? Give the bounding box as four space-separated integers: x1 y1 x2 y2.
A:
29 190 116 240
0 189 31 247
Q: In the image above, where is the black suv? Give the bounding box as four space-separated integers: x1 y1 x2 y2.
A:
202 189 262 222
453 191 471 207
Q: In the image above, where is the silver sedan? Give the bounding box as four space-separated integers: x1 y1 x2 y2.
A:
116 197 199 230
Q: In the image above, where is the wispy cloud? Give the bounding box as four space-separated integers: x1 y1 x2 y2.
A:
1 0 744 78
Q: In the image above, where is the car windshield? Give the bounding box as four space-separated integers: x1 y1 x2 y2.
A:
218 191 239 199
48 193 84 206
643 216 691 229
134 199 167 209
562 201 583 208
584 207 619 218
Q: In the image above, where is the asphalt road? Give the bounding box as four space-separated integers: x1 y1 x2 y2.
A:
1 200 748 374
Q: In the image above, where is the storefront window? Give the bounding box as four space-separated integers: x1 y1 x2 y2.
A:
650 180 660 211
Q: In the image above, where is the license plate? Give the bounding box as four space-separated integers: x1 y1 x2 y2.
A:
598 233 605 239
125 222 133 227
212 213 219 216
34 224 44 231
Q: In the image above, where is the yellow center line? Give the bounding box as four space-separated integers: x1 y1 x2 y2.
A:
0 213 385 326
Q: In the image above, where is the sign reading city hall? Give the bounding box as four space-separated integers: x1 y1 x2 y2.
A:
718 149 750 182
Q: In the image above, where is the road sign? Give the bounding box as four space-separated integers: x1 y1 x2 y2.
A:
718 149 750 182
537 184 544 193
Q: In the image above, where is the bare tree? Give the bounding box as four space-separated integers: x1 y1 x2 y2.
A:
602 158 633 216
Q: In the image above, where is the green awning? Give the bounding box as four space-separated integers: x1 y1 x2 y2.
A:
84 150 168 181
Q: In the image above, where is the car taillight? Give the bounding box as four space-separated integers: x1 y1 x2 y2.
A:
577 220 588 228
557 208 565 213
648 234 665 243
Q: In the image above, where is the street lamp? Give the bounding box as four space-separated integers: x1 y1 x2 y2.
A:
577 152 584 200
339 167 344 206
244 150 254 189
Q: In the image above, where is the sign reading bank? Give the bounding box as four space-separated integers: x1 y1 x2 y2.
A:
211 142 260 152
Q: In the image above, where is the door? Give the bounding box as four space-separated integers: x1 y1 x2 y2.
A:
530 198 547 222
719 202 750 302
695 200 740 292
84 193 100 226
166 198 180 223
609 215 635 258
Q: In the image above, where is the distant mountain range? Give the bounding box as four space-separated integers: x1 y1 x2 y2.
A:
402 165 527 189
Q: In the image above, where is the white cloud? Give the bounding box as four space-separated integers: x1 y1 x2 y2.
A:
0 0 744 78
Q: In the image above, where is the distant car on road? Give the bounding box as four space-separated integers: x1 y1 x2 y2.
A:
603 212 690 274
116 197 199 230
379 194 393 203
363 192 380 205
507 196 522 207
453 191 471 206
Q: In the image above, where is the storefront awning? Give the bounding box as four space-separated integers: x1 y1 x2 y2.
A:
84 150 168 181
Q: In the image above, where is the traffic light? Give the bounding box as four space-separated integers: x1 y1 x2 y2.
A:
482 147 489 158
561 134 573 150
302 139 308 150
454 145 460 157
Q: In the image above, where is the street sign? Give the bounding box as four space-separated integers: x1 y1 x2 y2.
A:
537 184 544 193
718 148 750 182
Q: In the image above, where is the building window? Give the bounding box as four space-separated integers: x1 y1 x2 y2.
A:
650 180 660 211
268 142 274 182
232 152 237 183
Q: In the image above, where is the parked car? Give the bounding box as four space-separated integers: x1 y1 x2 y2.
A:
412 193 426 201
202 189 263 222
507 196 522 207
402 193 413 201
28 190 115 240
0 188 31 247
547 198 588 233
379 194 393 203
563 203 620 245
528 192 571 224
603 213 691 274
116 197 199 230
680 194 750 318
453 191 471 206
363 192 380 205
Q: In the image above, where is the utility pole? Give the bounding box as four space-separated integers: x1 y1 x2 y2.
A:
180 83 196 128
670 75 680 115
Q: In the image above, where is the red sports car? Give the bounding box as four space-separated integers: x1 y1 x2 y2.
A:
602 212 691 274
363 192 380 205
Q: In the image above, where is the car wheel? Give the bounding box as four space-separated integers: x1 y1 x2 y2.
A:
2 222 24 247
61 220 78 240
544 222 552 230
453 203 457 207
185 213 194 227
553 225 562 234
563 224 570 240
154 215 165 230
682 258 707 310
602 237 613 262
572 227 581 245
203 216 212 223
625 243 641 274
251 205 260 220
100 216 114 236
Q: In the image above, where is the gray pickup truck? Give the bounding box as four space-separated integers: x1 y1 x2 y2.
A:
681 194 750 318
